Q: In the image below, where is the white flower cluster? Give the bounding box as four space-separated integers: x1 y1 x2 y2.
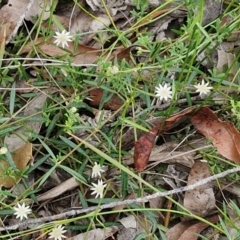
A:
12 165 106 239
90 162 107 198
155 79 213 102
13 203 67 239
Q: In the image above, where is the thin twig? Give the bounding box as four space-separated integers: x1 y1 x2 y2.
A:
1 165 240 231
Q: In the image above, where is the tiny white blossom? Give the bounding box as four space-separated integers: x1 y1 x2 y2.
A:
69 107 77 113
194 80 213 96
136 47 143 55
90 179 107 198
155 83 172 101
92 162 105 178
106 65 119 75
13 203 32 221
49 225 67 240
0 147 7 154
54 30 72 48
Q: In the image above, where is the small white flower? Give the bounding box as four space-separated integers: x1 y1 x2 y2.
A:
155 83 172 101
90 179 107 198
194 80 213 96
136 47 143 55
13 203 32 221
92 162 105 178
0 147 7 154
69 107 77 113
106 65 119 75
54 30 72 48
49 225 67 240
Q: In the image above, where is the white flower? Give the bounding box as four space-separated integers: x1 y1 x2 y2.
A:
90 179 107 198
48 225 67 240
54 30 72 48
106 65 119 75
69 107 77 113
194 80 213 96
155 83 172 101
92 162 105 178
13 203 32 221
0 147 7 154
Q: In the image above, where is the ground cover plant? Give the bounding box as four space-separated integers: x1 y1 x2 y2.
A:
1 0 240 239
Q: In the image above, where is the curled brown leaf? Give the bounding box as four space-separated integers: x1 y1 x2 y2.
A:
191 107 240 163
134 125 159 172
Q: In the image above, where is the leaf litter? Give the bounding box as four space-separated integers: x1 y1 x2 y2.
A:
1 0 240 239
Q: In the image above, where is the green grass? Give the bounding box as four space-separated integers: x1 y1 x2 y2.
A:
1 0 240 239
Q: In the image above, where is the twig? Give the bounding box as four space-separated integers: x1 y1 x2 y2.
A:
1 165 240 231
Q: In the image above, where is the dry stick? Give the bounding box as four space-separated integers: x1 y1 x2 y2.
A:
1 165 240 231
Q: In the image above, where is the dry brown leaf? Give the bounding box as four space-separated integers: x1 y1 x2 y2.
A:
134 8 184 28
25 0 56 22
183 161 216 218
178 214 219 240
117 215 147 240
70 226 120 240
134 125 159 172
0 0 55 42
133 107 196 172
201 0 222 25
217 49 237 82
191 107 240 163
37 177 79 202
87 88 123 110
0 22 15 42
119 215 136 229
0 0 28 40
166 221 194 240
21 38 101 64
226 206 240 238
159 106 196 132
118 116 164 150
4 92 48 152
0 143 32 188
109 47 131 62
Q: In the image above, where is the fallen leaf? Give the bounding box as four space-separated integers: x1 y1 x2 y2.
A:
0 0 55 42
217 49 237 82
110 47 131 62
4 92 48 151
0 22 15 43
25 0 55 22
117 215 147 240
226 205 240 238
201 0 222 25
87 88 123 110
21 38 101 64
37 177 79 202
159 107 196 132
178 214 219 240
191 107 240 163
70 226 120 240
0 0 29 41
183 161 216 218
0 143 32 188
134 125 159 172
133 107 196 172
166 221 194 240
119 215 136 229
